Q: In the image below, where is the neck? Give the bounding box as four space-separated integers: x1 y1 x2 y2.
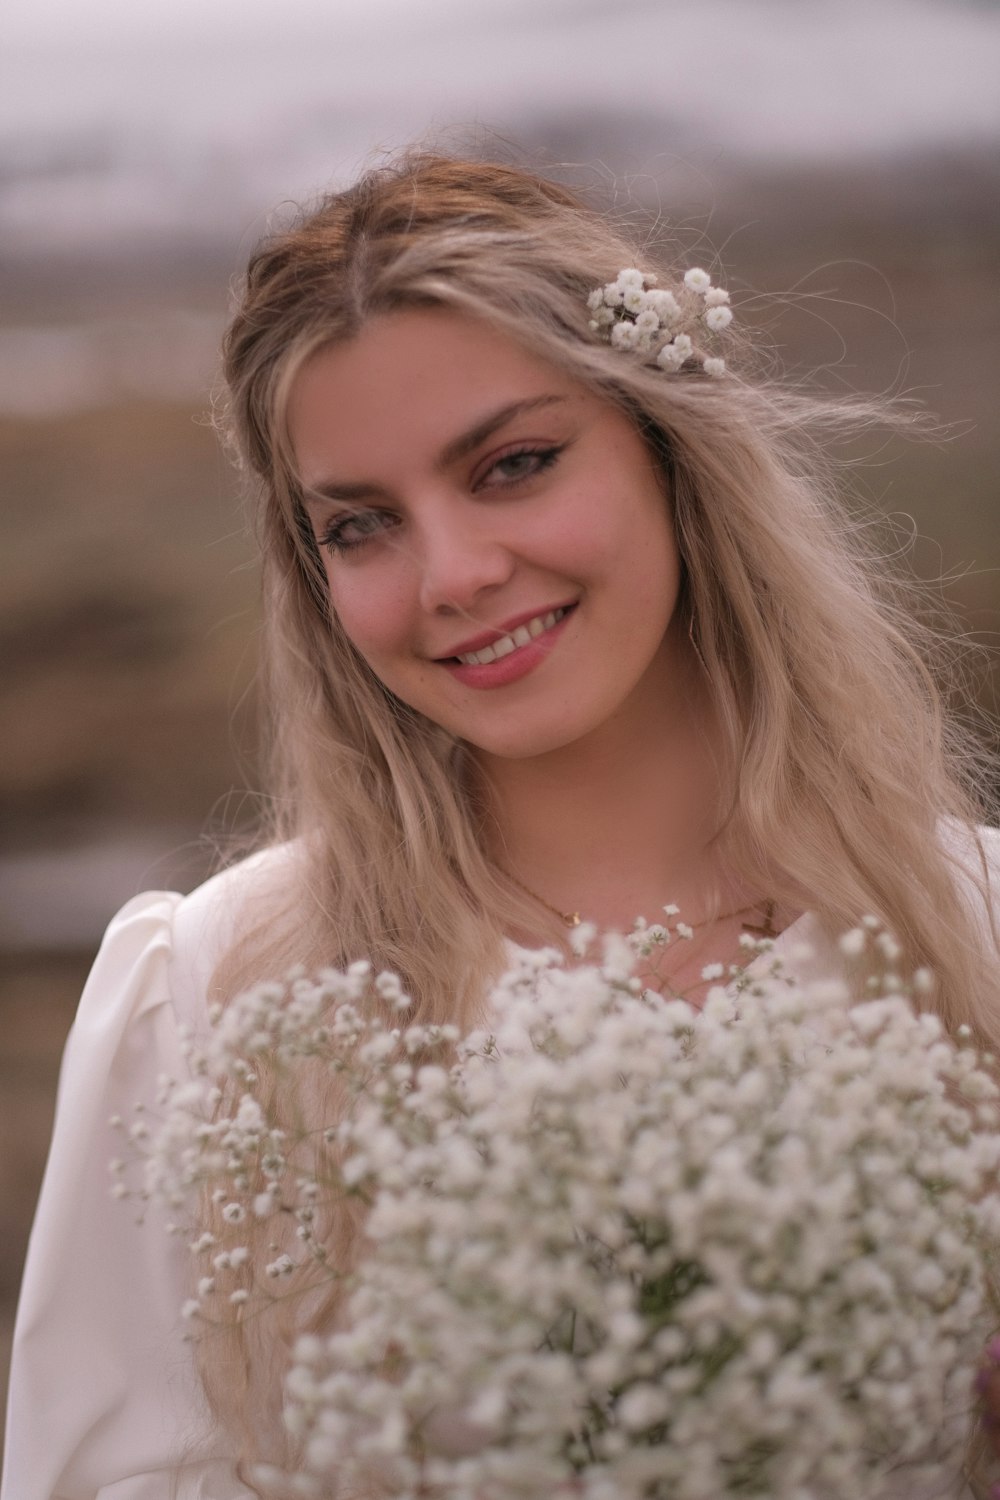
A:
473 651 747 936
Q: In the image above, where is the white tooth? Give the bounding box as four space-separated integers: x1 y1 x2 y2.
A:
458 608 572 666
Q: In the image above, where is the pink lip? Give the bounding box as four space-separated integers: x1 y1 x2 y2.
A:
439 604 575 691
435 601 577 661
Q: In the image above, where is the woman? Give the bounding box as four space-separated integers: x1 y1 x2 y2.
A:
4 151 999 1497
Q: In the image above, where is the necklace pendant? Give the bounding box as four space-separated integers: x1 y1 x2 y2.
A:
564 911 582 928
742 901 777 940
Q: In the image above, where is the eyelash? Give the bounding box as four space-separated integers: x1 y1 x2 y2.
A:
317 444 564 556
478 444 561 490
318 508 393 556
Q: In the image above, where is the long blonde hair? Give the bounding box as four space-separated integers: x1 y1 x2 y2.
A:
205 149 999 1479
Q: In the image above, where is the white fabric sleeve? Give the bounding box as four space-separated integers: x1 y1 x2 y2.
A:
1 890 253 1500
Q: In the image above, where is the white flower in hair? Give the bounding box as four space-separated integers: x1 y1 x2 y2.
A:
610 321 640 350
683 266 712 292
705 304 734 332
646 288 681 324
588 264 734 377
656 342 686 372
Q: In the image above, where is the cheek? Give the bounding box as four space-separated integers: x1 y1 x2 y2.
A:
522 497 615 577
325 566 412 668
629 484 681 580
569 487 678 594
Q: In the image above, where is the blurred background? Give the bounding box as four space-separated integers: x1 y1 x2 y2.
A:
1 0 998 1449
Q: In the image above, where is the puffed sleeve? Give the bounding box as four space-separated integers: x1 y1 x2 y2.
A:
1 890 253 1500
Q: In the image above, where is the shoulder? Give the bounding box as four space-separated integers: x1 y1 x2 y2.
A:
167 841 302 1027
976 823 1000 890
55 843 303 1081
940 820 1000 936
975 822 1000 875
767 821 1000 985
173 840 301 941
0 856 300 1496
943 819 1000 868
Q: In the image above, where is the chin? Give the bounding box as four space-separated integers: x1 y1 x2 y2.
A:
462 719 596 763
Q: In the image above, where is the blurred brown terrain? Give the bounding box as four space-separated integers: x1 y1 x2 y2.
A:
0 151 998 1445
0 303 262 1436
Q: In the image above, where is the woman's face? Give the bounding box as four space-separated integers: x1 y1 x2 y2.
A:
287 307 688 763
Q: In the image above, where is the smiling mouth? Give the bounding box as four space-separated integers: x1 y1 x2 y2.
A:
447 606 572 666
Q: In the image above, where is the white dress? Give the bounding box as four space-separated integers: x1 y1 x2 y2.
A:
1 849 296 1500
3 833 998 1499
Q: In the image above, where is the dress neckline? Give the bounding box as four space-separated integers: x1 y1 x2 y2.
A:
504 906 831 991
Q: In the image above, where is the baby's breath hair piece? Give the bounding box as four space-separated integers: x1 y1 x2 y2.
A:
587 265 733 376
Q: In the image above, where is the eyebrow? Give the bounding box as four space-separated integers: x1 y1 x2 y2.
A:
302 394 568 506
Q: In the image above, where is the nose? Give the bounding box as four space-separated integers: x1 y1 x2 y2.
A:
415 498 516 617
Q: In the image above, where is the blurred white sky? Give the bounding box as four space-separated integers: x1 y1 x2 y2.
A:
2 0 999 259
5 0 999 157
2 0 998 414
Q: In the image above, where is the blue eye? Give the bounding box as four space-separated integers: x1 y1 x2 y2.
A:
480 445 562 488
319 509 396 555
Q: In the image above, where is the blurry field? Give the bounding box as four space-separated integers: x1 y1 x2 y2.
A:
0 398 262 1442
0 400 259 848
0 153 998 1452
0 952 89 1427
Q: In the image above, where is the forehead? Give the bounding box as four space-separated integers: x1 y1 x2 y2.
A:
286 307 589 488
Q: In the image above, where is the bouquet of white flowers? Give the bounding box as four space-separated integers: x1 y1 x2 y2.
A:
116 923 1000 1499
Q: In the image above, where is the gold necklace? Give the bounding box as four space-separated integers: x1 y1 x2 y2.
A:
505 870 777 938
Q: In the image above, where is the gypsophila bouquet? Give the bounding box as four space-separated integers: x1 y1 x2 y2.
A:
114 921 1000 1499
